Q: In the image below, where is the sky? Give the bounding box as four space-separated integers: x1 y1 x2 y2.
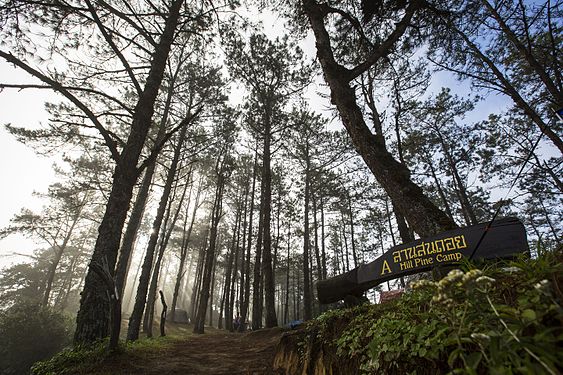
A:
0 7 305 270
0 61 60 268
0 5 520 271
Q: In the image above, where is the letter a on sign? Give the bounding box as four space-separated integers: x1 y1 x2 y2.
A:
381 260 391 275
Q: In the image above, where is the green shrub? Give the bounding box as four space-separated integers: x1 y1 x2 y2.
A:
30 335 178 375
310 251 563 374
0 302 72 375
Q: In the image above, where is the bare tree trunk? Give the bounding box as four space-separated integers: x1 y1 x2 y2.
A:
193 170 226 334
171 173 202 322
127 124 188 341
302 158 312 320
261 117 277 328
302 0 457 238
43 194 87 306
241 156 257 327
74 0 184 344
159 291 167 337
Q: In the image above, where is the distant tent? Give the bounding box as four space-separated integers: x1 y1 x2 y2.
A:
172 309 190 323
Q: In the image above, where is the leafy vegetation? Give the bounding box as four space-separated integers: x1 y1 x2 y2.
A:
303 250 563 374
0 302 73 375
31 335 180 375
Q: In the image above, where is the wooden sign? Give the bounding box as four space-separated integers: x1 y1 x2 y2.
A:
317 217 529 304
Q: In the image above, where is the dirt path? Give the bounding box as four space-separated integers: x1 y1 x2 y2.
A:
90 327 285 375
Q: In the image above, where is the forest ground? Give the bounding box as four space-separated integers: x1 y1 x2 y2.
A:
78 321 285 375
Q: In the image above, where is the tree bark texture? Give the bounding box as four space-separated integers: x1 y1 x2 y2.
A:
302 158 312 321
302 0 457 238
127 124 187 341
171 174 201 321
193 172 226 333
261 120 278 328
145 169 189 336
74 0 184 345
241 156 257 326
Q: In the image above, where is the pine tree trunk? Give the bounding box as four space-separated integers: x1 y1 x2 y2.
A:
171 174 201 322
115 165 154 298
74 0 184 345
43 196 86 306
261 118 277 328
251 174 265 330
241 156 257 326
284 222 291 325
127 124 187 341
237 174 250 321
218 265 228 329
302 0 457 238
228 200 243 329
223 216 238 330
190 230 208 320
115 80 174 298
311 190 323 281
320 195 327 280
427 159 455 222
209 252 218 327
145 177 182 336
346 192 358 267
193 172 226 334
302 159 312 321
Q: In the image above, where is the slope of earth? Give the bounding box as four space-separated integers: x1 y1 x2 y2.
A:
274 250 563 374
32 326 285 375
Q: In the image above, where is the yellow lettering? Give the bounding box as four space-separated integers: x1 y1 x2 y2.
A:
436 252 463 262
444 237 456 251
454 235 467 249
434 239 445 253
393 251 401 263
425 242 433 254
416 242 426 257
381 260 392 275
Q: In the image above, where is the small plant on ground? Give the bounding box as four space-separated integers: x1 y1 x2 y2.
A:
0 301 73 375
307 250 563 374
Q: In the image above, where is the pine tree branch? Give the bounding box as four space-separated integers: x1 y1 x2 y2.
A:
0 50 121 161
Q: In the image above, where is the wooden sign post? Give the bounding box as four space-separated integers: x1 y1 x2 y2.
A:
317 217 529 304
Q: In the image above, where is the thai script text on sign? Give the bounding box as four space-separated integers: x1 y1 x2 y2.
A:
381 235 468 275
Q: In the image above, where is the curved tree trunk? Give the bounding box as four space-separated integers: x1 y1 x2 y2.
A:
302 0 457 238
74 0 184 345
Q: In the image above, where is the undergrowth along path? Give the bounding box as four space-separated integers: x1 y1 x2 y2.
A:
88 327 284 375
